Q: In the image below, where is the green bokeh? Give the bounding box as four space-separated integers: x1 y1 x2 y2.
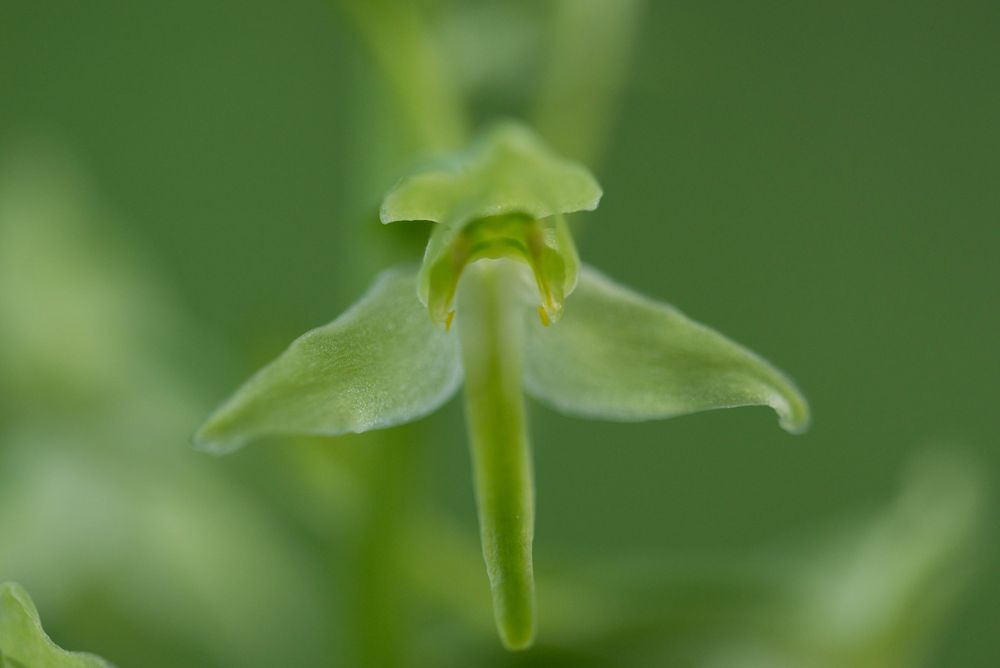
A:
1 1 996 666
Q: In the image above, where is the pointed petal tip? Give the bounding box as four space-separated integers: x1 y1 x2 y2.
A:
775 389 812 435
584 186 604 211
378 198 404 225
191 422 246 456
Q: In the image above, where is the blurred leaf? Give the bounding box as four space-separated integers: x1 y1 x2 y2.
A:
0 144 333 668
764 448 989 668
0 146 149 403
533 0 644 163
590 449 987 668
436 1 546 105
339 0 469 151
0 582 113 668
195 266 462 453
523 265 810 433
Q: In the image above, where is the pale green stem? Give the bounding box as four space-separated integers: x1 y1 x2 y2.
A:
333 3 470 662
456 262 536 650
533 0 644 165
338 0 469 153
352 429 418 668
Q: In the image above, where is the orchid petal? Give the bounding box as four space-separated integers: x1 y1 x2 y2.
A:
194 267 462 453
523 266 810 433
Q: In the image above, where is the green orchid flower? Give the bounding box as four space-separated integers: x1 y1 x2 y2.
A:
195 123 810 650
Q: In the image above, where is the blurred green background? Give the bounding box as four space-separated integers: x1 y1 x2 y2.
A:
1 1 997 666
